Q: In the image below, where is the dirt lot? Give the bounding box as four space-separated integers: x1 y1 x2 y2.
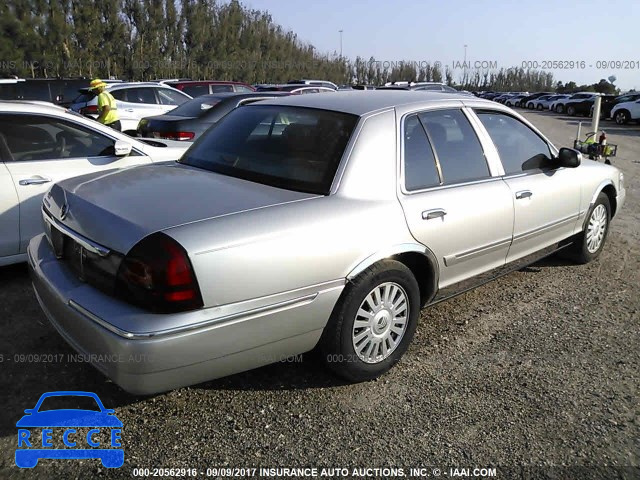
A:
0 111 638 479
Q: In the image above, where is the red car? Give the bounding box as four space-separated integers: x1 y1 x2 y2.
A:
164 80 255 97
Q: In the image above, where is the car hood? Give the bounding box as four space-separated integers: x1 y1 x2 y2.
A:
16 410 122 427
45 163 318 254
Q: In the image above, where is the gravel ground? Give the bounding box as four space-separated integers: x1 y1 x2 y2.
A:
0 111 638 480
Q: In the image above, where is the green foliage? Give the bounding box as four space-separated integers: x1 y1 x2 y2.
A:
0 0 599 93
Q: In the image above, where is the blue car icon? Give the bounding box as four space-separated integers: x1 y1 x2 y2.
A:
16 391 123 468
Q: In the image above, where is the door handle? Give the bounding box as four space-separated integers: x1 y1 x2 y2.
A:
515 190 533 199
124 108 135 112
19 176 52 186
422 208 447 220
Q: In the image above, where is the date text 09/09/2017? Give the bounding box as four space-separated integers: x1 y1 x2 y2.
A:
131 467 498 477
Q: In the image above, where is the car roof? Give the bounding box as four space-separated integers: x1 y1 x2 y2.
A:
166 80 250 85
198 91 290 99
253 90 492 116
0 100 68 113
107 82 167 89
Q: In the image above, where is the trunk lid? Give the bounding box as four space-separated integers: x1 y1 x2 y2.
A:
45 162 318 254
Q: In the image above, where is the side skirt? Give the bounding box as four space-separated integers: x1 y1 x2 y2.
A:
427 237 576 307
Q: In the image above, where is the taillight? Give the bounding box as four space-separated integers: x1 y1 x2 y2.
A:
80 105 99 115
115 233 203 313
159 131 195 141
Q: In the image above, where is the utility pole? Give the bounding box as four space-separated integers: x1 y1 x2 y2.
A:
339 30 343 58
463 44 468 84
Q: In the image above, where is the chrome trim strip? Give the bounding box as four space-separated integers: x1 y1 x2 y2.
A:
42 208 111 257
68 291 323 340
513 214 578 242
443 238 512 267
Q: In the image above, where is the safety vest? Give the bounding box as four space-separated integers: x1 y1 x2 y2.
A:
97 91 119 125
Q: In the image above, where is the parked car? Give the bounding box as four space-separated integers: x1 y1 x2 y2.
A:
551 92 596 114
530 94 569 110
28 91 625 394
504 94 528 107
594 92 640 119
287 79 338 90
492 93 517 104
520 92 555 109
0 100 190 266
163 80 255 97
69 82 192 135
0 78 123 107
377 82 461 93
255 84 336 94
610 98 640 124
565 94 615 117
137 92 290 141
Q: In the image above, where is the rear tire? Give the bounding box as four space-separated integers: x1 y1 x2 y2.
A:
320 260 420 382
567 105 576 116
614 110 630 125
569 193 611 264
556 104 565 114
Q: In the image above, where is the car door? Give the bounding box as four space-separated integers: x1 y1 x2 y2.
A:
111 87 166 127
473 110 581 263
398 108 514 288
0 113 152 252
0 160 19 259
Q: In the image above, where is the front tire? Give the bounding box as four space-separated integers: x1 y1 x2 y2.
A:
570 193 611 264
320 260 420 382
556 104 565 114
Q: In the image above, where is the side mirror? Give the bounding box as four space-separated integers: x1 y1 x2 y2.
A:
558 147 581 168
24 409 34 414
113 140 132 157
104 409 115 414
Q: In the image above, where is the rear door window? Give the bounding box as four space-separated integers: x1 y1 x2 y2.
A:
403 114 441 191
418 109 490 185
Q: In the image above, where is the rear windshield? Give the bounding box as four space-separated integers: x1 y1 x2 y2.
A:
72 91 96 104
169 97 222 117
180 105 358 194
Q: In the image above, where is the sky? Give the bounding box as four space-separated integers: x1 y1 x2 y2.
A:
243 0 639 90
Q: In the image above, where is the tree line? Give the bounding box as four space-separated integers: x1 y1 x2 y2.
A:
0 0 621 94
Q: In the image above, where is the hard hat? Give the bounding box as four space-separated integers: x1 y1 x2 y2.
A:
88 78 108 90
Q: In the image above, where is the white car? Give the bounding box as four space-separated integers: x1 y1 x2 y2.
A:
532 94 569 110
610 98 640 124
69 82 192 134
0 101 190 266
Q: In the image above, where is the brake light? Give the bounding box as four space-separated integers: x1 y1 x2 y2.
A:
80 105 99 115
159 131 195 141
115 233 203 313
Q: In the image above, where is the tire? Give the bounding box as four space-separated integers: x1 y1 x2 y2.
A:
567 105 576 116
537 104 543 110
614 110 630 125
569 192 611 264
528 102 535 109
320 259 420 382
556 104 565 114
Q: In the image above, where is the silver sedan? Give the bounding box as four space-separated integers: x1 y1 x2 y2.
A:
29 91 625 394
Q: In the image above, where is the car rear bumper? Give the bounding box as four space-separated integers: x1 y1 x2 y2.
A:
28 234 341 395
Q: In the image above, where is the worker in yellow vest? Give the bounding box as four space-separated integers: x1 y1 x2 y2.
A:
88 79 121 131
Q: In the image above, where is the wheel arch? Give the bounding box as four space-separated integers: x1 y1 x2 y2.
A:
585 181 617 230
346 244 439 307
